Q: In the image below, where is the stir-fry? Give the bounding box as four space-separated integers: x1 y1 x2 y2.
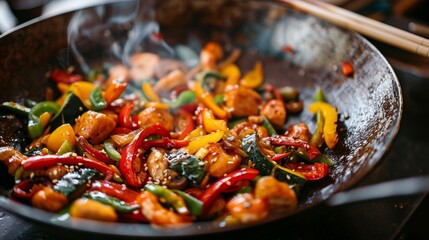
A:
0 42 339 227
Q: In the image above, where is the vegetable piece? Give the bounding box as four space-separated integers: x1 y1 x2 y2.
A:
104 79 127 105
89 180 139 203
50 93 87 131
28 101 61 139
0 102 30 117
193 82 228 119
53 168 99 198
50 69 83 84
172 189 203 216
197 70 226 93
242 133 307 187
103 139 121 162
166 150 207 185
12 179 43 199
118 103 139 129
310 111 325 148
199 168 259 216
119 124 169 188
184 130 224 154
21 155 114 180
268 135 321 160
308 102 339 149
176 109 195 140
77 136 115 164
240 61 263 89
261 116 277 136
56 140 74 155
283 162 329 180
169 90 196 109
89 86 107 111
46 124 75 152
140 137 189 149
342 61 354 77
142 82 161 102
313 87 327 102
144 184 190 215
201 107 227 133
84 191 140 213
220 64 241 86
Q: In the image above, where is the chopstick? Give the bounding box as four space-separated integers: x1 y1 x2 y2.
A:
278 0 429 58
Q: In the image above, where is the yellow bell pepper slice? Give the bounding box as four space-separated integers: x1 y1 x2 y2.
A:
39 112 52 128
221 64 241 86
308 102 338 149
240 61 263 89
193 82 228 119
144 102 170 110
142 82 161 102
184 127 205 141
69 81 96 109
104 79 127 105
184 130 224 154
202 108 227 133
46 123 76 152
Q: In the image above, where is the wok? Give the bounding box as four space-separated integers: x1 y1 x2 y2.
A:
0 0 402 237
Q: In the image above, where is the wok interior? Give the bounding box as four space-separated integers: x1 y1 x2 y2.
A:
0 0 402 235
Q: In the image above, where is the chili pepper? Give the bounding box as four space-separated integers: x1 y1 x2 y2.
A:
172 189 203 216
104 79 127 105
103 139 121 162
261 116 277 136
111 127 133 135
12 179 43 199
144 184 190 215
141 137 189 149
310 110 325 148
89 86 107 111
0 101 30 117
342 61 354 77
283 162 329 180
271 152 292 161
118 103 139 129
119 124 169 188
201 107 227 133
77 136 115 164
169 90 196 109
50 69 83 84
194 82 228 119
308 102 338 149
89 180 139 203
28 101 61 139
177 109 195 140
21 154 114 180
240 61 263 89
84 191 140 213
199 168 259 216
267 135 321 160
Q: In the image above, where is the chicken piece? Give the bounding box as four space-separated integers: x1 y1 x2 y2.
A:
260 99 286 129
74 110 116 144
146 148 169 184
225 87 262 117
137 107 174 132
255 176 297 211
226 193 269 224
70 198 118 222
129 53 160 81
22 165 68 181
0 146 27 175
203 143 241 178
31 187 68 212
285 123 311 142
153 69 187 98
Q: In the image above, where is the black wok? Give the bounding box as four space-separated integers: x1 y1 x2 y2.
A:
0 0 402 237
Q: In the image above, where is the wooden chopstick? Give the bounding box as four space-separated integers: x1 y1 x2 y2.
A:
278 0 429 58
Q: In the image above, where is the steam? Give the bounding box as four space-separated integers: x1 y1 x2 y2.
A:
67 0 173 74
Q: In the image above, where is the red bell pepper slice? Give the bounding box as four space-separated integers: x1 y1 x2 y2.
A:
89 180 139 203
176 109 195 140
50 69 83 84
21 154 115 180
267 135 321 160
271 152 292 161
141 137 189 149
284 162 329 180
199 168 259 216
77 136 116 164
12 179 44 199
111 127 133 135
119 124 169 188
118 211 148 223
119 103 139 129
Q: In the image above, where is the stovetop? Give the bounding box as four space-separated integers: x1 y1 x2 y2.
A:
0 1 429 240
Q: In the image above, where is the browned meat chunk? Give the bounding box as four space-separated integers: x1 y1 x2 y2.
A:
225 87 262 117
137 107 174 131
285 123 311 142
203 142 241 178
260 99 286 129
0 146 27 175
74 110 116 144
